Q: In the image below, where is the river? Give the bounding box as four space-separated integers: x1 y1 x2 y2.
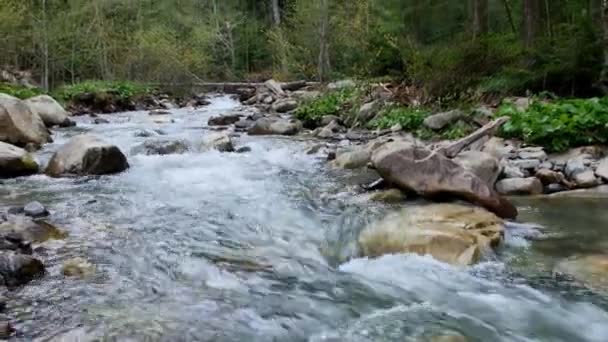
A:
1 96 608 341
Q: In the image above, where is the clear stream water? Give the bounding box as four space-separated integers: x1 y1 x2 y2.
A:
1 96 608 341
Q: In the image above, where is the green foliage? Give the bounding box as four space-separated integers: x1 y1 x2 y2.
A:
0 83 44 99
54 81 153 102
368 106 428 131
498 98 608 152
295 88 358 127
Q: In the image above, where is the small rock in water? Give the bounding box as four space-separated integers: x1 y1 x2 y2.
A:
369 189 406 203
149 109 171 115
23 201 49 218
62 257 95 278
235 146 251 153
0 321 14 339
93 118 109 124
545 183 567 194
0 252 45 287
208 114 241 126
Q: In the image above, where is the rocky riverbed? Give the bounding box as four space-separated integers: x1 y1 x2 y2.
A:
1 92 608 341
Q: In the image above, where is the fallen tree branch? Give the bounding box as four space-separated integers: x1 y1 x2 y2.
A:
437 116 509 158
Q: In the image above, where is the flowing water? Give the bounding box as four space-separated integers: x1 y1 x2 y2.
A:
2 96 608 341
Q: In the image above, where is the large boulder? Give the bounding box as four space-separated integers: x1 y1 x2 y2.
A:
423 110 465 130
454 151 501 186
596 157 608 181
131 140 188 156
208 114 241 126
271 99 298 113
247 118 302 136
0 216 66 243
0 142 39 178
201 132 235 152
24 95 73 127
45 135 129 177
331 146 372 169
0 252 45 287
0 93 50 146
371 141 517 219
495 177 543 195
359 204 505 266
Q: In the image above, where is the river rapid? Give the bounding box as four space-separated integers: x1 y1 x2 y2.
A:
1 96 608 341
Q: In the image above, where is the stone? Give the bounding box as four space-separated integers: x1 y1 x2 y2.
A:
0 142 39 178
554 254 608 292
320 115 340 126
495 177 543 195
0 252 44 287
0 93 50 147
510 159 541 170
235 146 251 153
247 118 302 136
134 129 164 138
595 157 608 181
535 169 570 186
264 79 286 97
573 170 600 188
150 115 174 124
291 90 321 101
332 146 372 169
201 132 234 152
423 109 465 130
23 201 49 218
315 120 342 139
93 118 109 124
482 137 516 160
565 157 588 178
271 99 298 113
356 101 383 124
371 141 517 219
208 114 241 126
24 95 73 127
390 123 403 132
368 189 406 203
359 204 505 266
131 140 188 156
502 163 525 179
327 79 356 90
517 147 547 160
454 151 501 186
234 119 255 131
512 97 531 111
545 183 567 194
429 333 468 342
62 257 95 278
45 135 129 177
0 321 14 339
0 216 67 243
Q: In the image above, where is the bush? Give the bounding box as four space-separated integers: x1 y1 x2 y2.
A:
0 82 44 99
295 88 358 128
497 97 608 152
54 81 153 102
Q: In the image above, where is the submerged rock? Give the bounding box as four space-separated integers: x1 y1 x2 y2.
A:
0 142 39 178
23 201 49 218
62 257 95 278
371 141 517 219
45 134 129 177
0 216 67 243
24 95 73 128
368 189 406 203
0 252 45 287
554 254 608 292
208 114 241 126
131 140 189 156
359 204 505 266
331 146 372 169
0 93 51 147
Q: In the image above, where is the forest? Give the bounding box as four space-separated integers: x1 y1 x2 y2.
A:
1 0 607 100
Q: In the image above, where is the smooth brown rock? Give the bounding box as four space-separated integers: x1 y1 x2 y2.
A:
0 93 50 146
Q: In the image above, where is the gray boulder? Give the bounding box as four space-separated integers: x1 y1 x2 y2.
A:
24 95 74 127
596 157 608 181
208 114 241 126
271 99 298 113
0 252 44 287
495 177 543 195
201 132 234 152
45 135 129 177
454 151 501 186
248 118 302 136
573 170 600 188
423 109 465 130
0 142 39 178
23 201 49 218
0 93 50 147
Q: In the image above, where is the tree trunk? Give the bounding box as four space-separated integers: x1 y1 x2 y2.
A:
317 0 330 82
271 0 281 26
502 0 517 34
41 0 49 91
472 0 489 39
598 0 608 93
522 0 540 48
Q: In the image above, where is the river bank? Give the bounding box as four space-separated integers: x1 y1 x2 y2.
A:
1 84 608 340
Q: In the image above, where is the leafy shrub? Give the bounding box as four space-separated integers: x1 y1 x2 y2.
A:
0 82 44 99
54 81 152 102
368 106 428 130
295 88 358 128
497 97 608 152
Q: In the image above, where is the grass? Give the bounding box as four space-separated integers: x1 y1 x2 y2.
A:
295 88 359 128
53 80 153 102
0 82 44 99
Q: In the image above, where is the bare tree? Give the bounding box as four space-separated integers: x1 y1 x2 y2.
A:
522 0 540 48
271 0 281 26
472 0 488 39
317 0 330 82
